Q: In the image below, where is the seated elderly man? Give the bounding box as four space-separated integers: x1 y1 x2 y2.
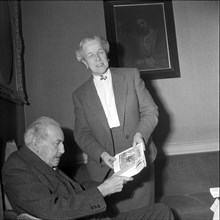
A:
2 116 174 220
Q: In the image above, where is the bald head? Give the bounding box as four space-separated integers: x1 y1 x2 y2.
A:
24 116 64 167
24 116 60 147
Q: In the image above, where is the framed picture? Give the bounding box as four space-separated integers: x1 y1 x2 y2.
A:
0 0 28 104
104 0 180 80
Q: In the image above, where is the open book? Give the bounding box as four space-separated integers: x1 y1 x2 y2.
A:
113 143 147 177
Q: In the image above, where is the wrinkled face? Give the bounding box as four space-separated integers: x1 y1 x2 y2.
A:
37 125 64 168
82 39 109 75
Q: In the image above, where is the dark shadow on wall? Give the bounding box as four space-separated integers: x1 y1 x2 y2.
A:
0 98 25 147
144 80 172 153
143 79 172 199
58 127 84 177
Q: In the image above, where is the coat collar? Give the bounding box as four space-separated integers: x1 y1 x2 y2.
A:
17 146 82 191
18 146 58 175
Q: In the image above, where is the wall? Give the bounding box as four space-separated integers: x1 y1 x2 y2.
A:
150 1 219 154
21 0 106 127
21 1 219 155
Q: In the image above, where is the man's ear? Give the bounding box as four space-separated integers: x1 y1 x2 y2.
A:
33 136 41 153
82 60 89 69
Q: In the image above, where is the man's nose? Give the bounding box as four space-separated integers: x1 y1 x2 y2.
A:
95 54 101 61
59 143 65 154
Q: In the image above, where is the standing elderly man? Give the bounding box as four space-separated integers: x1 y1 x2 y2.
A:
72 36 159 214
2 116 174 220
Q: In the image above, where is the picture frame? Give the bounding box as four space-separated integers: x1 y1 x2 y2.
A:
0 0 28 104
104 0 180 80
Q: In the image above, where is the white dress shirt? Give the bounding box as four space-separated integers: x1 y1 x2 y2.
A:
93 69 120 128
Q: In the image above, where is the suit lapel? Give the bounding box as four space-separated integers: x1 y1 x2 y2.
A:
111 68 127 127
57 169 83 193
85 78 110 133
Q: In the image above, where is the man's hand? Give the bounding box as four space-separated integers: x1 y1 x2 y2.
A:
97 175 133 197
101 152 116 169
132 132 145 150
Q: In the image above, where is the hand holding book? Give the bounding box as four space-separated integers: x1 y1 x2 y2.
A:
97 175 133 197
101 151 116 169
132 132 146 151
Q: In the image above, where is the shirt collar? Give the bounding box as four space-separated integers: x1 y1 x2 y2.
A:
93 69 111 81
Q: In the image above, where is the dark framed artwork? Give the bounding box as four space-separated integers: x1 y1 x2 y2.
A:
0 0 28 104
104 0 180 80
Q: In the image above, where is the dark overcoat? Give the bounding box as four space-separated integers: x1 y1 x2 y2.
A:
2 146 106 219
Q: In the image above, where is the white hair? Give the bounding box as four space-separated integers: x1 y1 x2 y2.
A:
75 35 110 62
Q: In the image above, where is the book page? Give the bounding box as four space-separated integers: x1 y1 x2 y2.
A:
114 143 146 177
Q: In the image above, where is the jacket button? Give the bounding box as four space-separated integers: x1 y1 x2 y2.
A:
125 135 129 139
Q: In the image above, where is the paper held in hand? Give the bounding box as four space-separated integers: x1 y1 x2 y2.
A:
113 143 147 177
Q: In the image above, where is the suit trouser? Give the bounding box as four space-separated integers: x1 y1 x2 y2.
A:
105 127 155 215
91 203 174 220
115 203 174 220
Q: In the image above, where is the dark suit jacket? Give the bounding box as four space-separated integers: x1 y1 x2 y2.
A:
2 146 106 220
72 68 158 182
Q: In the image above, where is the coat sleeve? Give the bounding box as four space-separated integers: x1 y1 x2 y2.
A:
2 156 106 220
133 68 159 144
